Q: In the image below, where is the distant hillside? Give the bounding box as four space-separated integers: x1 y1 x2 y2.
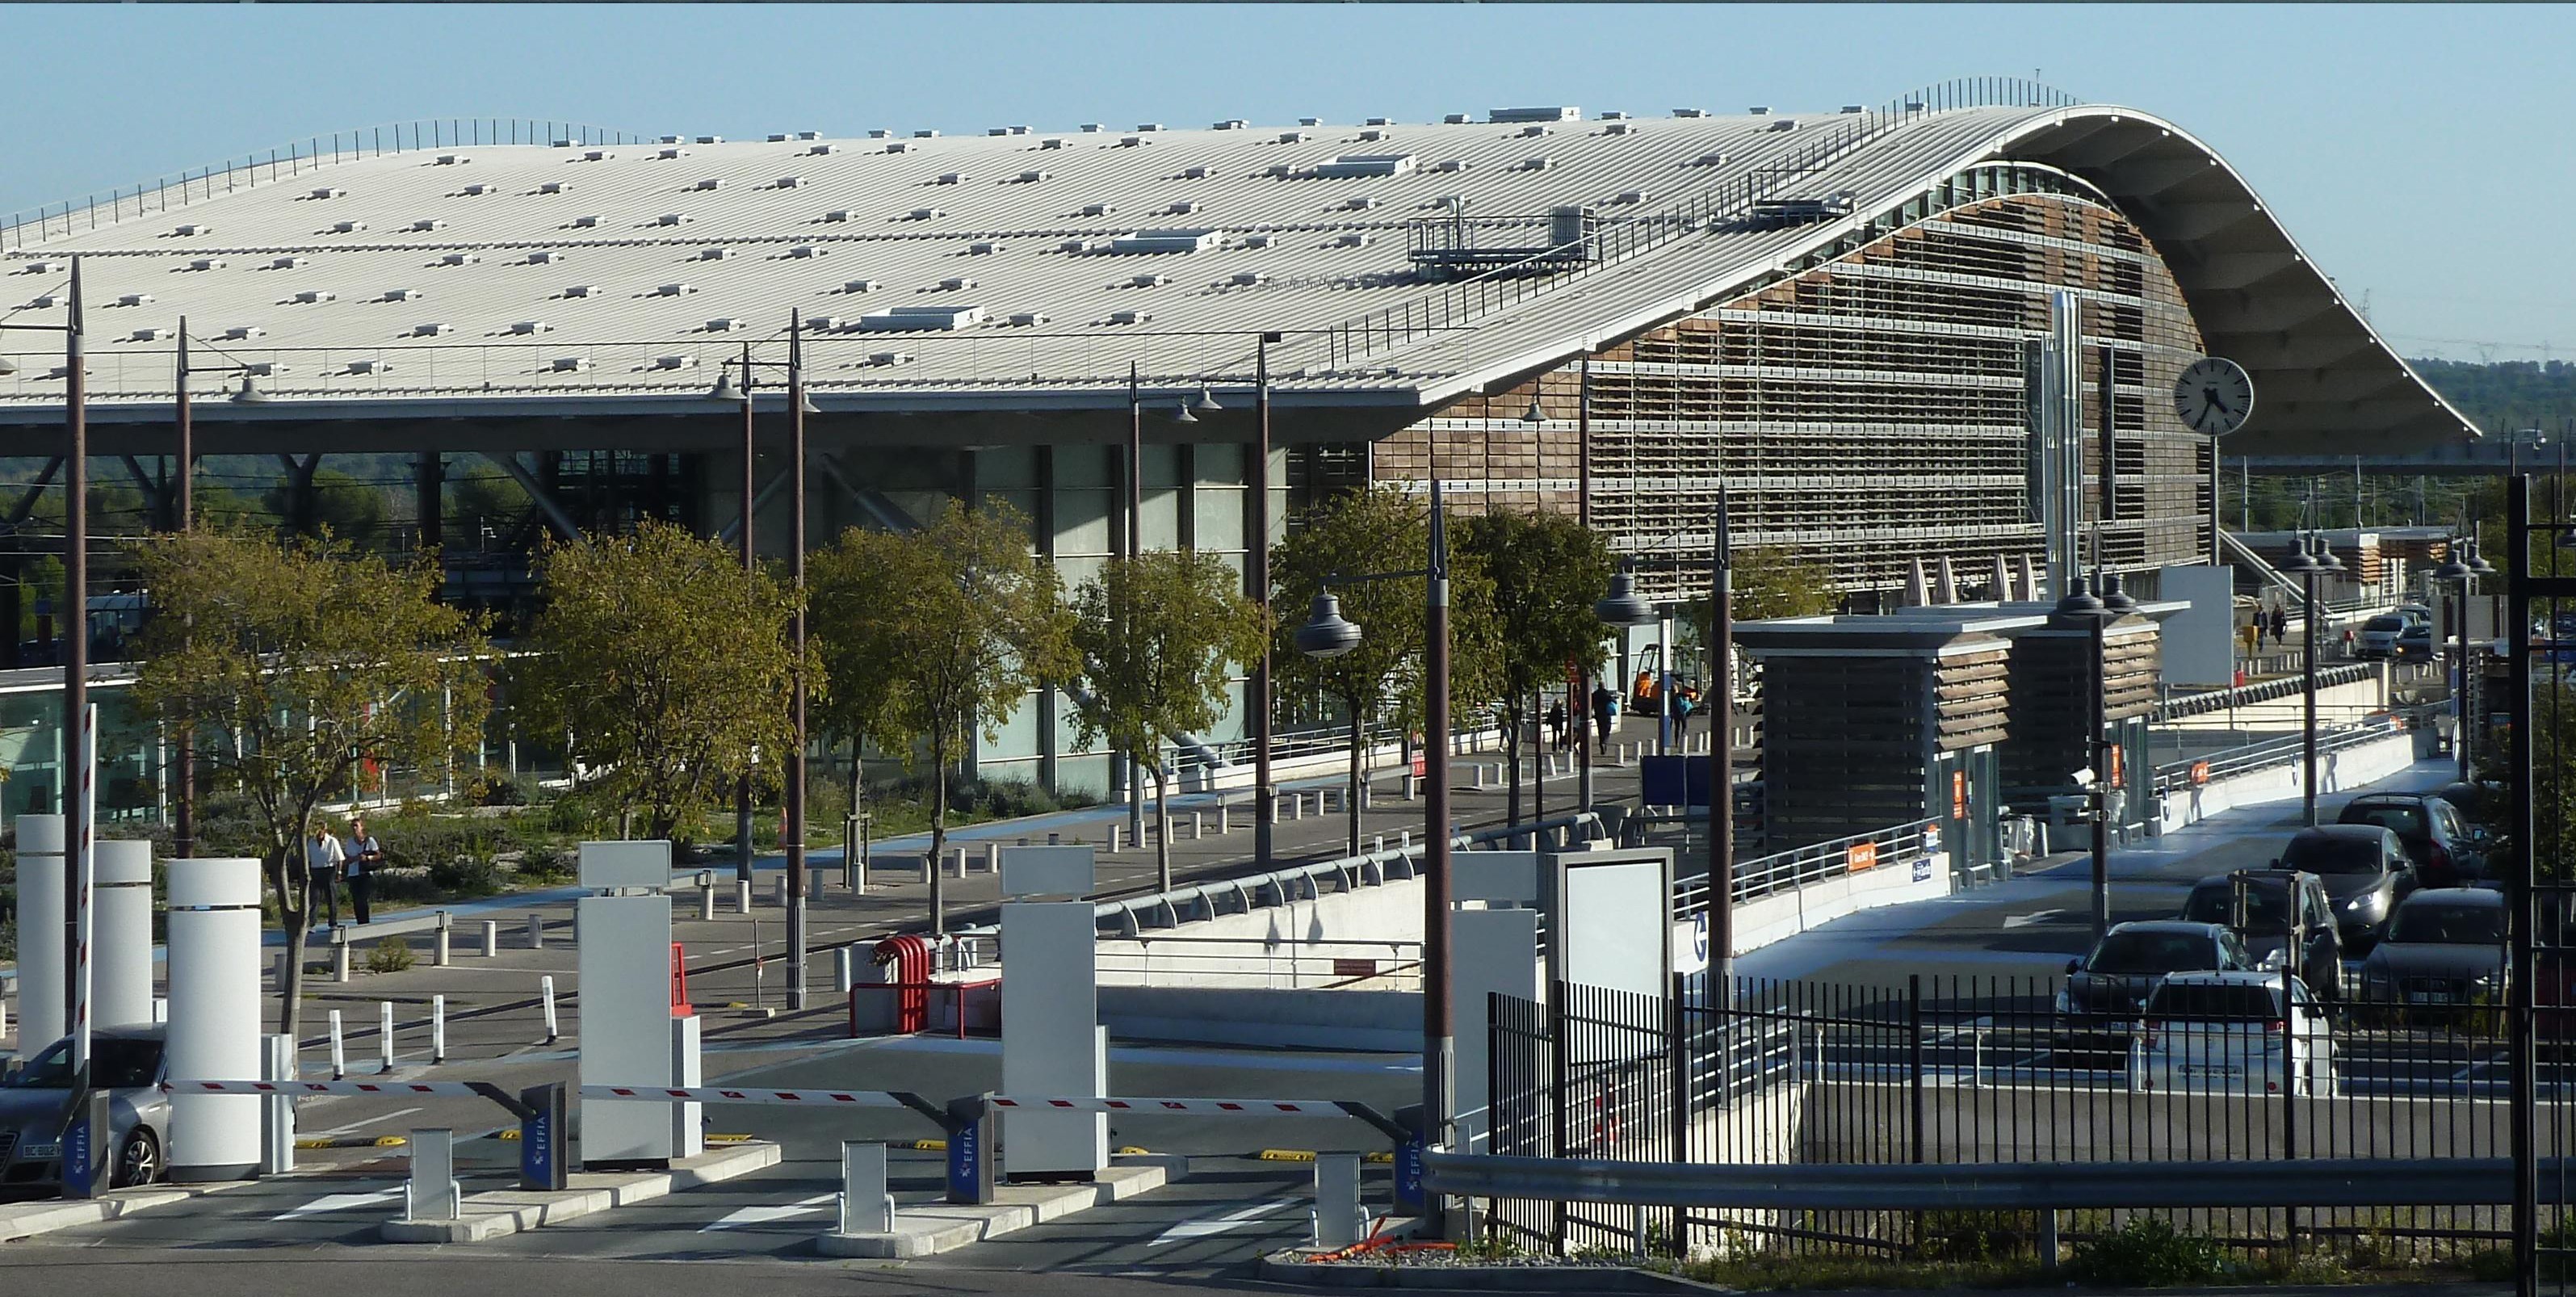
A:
2409 358 2576 439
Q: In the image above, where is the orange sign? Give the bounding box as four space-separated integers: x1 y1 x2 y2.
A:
2190 759 2212 787
1847 841 1880 873
2108 745 2125 786
1951 771 1967 819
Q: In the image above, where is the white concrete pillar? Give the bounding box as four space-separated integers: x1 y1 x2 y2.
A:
167 857 263 1181
997 845 1104 1180
94 840 155 1029
577 841 679 1167
11 815 65 1055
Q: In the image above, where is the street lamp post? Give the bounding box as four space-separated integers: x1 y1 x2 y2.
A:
167 320 269 862
2049 573 2112 938
2280 533 2343 826
1251 334 1279 868
2435 542 2476 783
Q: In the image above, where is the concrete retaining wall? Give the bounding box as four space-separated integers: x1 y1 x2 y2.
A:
2160 675 2387 733
2153 728 2419 837
1097 984 1422 1052
1728 854 1954 957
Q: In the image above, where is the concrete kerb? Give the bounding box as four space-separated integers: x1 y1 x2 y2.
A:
814 1152 1184 1259
1257 1249 1722 1291
0 1180 258 1243
378 1139 782 1244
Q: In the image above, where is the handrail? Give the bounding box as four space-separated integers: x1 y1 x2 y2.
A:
2155 663 2378 720
2150 715 2402 795
1673 816 1940 919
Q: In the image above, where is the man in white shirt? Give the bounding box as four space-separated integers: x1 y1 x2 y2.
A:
345 817 384 926
306 825 346 930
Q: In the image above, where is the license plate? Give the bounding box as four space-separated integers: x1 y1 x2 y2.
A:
2179 1064 2242 1077
21 1142 58 1158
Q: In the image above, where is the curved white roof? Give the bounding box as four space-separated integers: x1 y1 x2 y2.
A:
0 101 2469 455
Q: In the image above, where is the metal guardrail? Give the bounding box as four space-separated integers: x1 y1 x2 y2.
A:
1672 817 1939 921
2149 715 2404 795
1427 1152 2570 1211
2156 663 2379 720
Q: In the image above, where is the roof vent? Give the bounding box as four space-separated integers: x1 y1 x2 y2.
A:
654 213 692 226
1059 238 1098 254
1672 107 1705 118
934 172 966 185
172 223 208 237
461 183 494 195
906 208 946 220
582 149 613 161
1341 195 1381 210
794 130 820 141
1110 229 1221 254
937 276 977 292
289 290 334 304
1014 170 1051 183
379 288 421 302
1357 128 1389 142
1614 190 1648 204
841 279 882 293
308 187 346 199
1135 123 1163 132
507 321 554 335
657 135 683 144
239 361 287 377
1605 121 1638 136
1747 107 1771 115
219 325 264 340
411 322 453 336
705 317 747 332
768 133 791 142
409 218 448 232
17 260 61 274
1181 166 1212 179
569 215 601 228
1040 139 1068 150
126 326 168 342
806 143 840 156
330 220 368 233
1425 159 1466 173
549 356 591 372
23 293 59 309
1167 199 1203 215
1117 136 1147 148
1277 130 1311 144
1765 119 1798 132
1241 233 1274 249
1491 107 1580 123
345 359 388 376
803 315 841 331
787 244 824 258
1335 232 1374 247
657 147 689 160
652 283 698 296
1601 111 1627 121
562 284 598 298
1518 124 1550 138
1364 117 1392 127
885 141 913 153
438 253 481 266
1105 309 1152 325
695 135 724 145
1443 112 1471 124
866 129 892 139
859 304 982 331
1299 117 1321 127
183 258 225 271
537 182 569 195
1840 105 1865 114
1079 124 1102 132
432 153 468 165
115 292 154 307
525 250 566 264
268 256 310 270
1227 271 1271 287
1695 152 1729 167
696 247 732 260
691 178 725 191
1080 203 1118 217
1214 119 1247 131
865 350 915 367
1007 311 1051 326
968 241 1001 255
1318 154 1416 178
1520 157 1555 170
1128 273 1172 288
650 355 698 369
822 209 853 222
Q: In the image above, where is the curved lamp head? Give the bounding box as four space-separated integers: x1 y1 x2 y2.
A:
1168 400 1198 425
707 368 746 404
796 387 820 415
2432 548 2474 582
2100 573 2139 615
1189 384 1223 414
1293 592 1362 659
2276 540 2318 576
2467 541 2498 578
1593 571 1656 627
1520 397 1546 424
2052 574 2105 620
228 373 270 405
2310 535 2346 573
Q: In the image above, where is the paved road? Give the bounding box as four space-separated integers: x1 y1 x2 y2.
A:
0 1249 1303 1295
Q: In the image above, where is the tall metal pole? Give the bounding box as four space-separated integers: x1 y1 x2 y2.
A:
1711 486 1735 987
2507 475 2536 1295
1422 477 1455 1152
62 258 94 1191
735 343 756 886
172 319 195 861
2089 583 2110 940
785 313 809 1010
1251 339 1276 868
1125 361 1145 847
1576 356 1596 814
2457 561 2473 783
2302 536 2321 827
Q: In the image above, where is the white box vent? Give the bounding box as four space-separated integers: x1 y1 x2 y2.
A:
289 290 334 304
1601 111 1627 121
1426 159 1466 174
538 182 568 195
1840 105 1865 114
1357 128 1388 142
866 129 892 139
1117 136 1146 149
508 321 553 335
820 209 854 223
787 245 824 258
657 147 689 160
23 294 59 309
1110 229 1219 254
549 356 591 372
172 224 208 236
794 131 820 141
582 149 613 162
1444 113 1471 124
408 218 447 232
269 256 310 270
1214 119 1247 131
652 283 698 296
115 292 154 307
183 258 225 271
803 315 841 331
438 253 481 267
1014 170 1051 184
1605 122 1637 136
1672 107 1705 118
1317 154 1416 178
462 183 494 195
866 350 915 367
1695 152 1729 167
936 276 976 292
1007 311 1051 326
697 247 733 260
18 261 61 274
308 187 346 199
345 359 388 376
655 213 692 226
1520 157 1555 171
569 215 600 228
331 220 367 233
907 208 945 221
1128 273 1171 288
1181 166 1212 179
1080 203 1117 217
127 327 168 342
807 143 840 156
1766 119 1798 132
651 355 697 369
380 288 421 302
913 129 940 138
432 153 468 165
1299 117 1320 126
1135 123 1163 132
841 279 882 293
858 304 981 331
1104 309 1152 325
969 241 1002 255
1227 271 1271 287
220 325 265 340
1365 116 1392 127
525 250 566 264
1614 190 1648 205
1241 233 1274 249
692 178 725 191
885 141 913 153
695 135 724 144
1747 107 1771 115
1518 124 1551 138
1335 232 1373 247
412 322 453 336
1342 195 1381 211
1167 199 1202 215
1040 139 1068 150
1277 131 1310 144
773 175 804 188
934 172 966 185
562 284 598 298
1490 107 1580 124
657 135 683 144
705 317 747 332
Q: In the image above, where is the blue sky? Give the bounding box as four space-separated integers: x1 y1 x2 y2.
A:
6 3 2570 362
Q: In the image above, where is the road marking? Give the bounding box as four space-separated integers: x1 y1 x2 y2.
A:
313 1106 423 1137
2003 909 2064 930
699 1193 840 1231
1147 1195 1306 1247
272 1187 405 1221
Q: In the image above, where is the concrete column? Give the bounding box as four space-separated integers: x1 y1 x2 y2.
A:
11 815 63 1056
94 839 154 1029
167 857 263 1181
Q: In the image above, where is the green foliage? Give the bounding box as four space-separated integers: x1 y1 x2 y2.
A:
1677 545 1840 632
2413 357 2576 441
517 843 575 885
2066 1217 2227 1286
510 519 807 843
1454 507 1615 706
808 525 917 756
365 936 416 976
129 527 490 1037
384 818 518 897
262 468 391 543
1271 486 1431 737
1915 1209 2032 1262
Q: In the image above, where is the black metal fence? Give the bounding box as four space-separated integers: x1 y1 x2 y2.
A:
1487 973 2550 1261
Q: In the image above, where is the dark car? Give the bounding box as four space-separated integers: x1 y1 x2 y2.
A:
0 1026 171 1197
2272 824 2415 947
2178 869 2344 998
2052 921 2253 1068
2338 794 2481 888
2358 888 2507 1009
2396 624 2434 661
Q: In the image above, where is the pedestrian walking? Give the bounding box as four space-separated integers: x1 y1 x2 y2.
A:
1546 700 1568 751
306 824 346 930
1591 682 1617 745
2269 604 2287 648
345 816 384 926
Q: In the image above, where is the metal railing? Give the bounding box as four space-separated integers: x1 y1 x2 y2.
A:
2155 663 2379 720
1672 817 1940 921
2150 714 2405 795
1092 936 1424 990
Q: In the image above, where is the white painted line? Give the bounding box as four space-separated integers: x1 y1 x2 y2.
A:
2001 909 2064 930
699 1192 838 1232
313 1106 424 1137
273 1187 405 1221
1147 1195 1304 1247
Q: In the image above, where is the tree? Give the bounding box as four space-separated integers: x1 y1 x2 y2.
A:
1068 550 1266 892
129 529 489 1038
1270 487 1433 857
262 467 391 544
510 519 802 843
1455 509 1615 827
808 526 923 874
836 500 1074 931
1729 547 1840 622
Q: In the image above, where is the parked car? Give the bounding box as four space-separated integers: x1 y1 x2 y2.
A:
2138 971 2337 1097
2337 793 2482 888
0 1026 171 1198
2356 615 2407 659
2177 869 2344 997
2270 824 2415 947
2051 921 2254 1068
2396 623 2435 661
2395 603 2435 628
2357 888 2508 1009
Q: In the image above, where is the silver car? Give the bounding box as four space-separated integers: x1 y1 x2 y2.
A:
0 1025 171 1195
2358 888 2507 1008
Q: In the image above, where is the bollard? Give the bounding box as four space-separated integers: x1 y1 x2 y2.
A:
917 854 933 884
480 919 499 959
1400 829 1412 850
834 947 855 994
329 1009 346 1081
1314 1153 1364 1248
1189 811 1202 841
541 975 560 1044
1109 824 1123 853
403 1128 463 1223
736 878 753 914
949 848 967 878
379 1001 396 1074
434 911 452 967
2038 1209 2062 1269
838 1140 894 1236
273 951 289 988
1217 803 1231 835
1373 834 1385 855
809 868 825 901
774 874 791 909
332 932 352 984
700 877 716 921
527 912 545 950
431 994 447 1064
1360 782 1374 810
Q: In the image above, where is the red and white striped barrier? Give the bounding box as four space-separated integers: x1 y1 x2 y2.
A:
579 1085 912 1108
164 1079 506 1098
990 1095 1357 1117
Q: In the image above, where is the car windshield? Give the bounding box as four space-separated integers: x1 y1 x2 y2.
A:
6 1037 162 1089
2345 804 2426 837
2282 837 2386 875
2391 903 2507 945
2087 931 2218 975
2181 884 2293 934
2148 983 2280 1020
2365 616 2405 632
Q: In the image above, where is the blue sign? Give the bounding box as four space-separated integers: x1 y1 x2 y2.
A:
1638 755 1714 808
1913 857 1934 883
61 1114 94 1197
1692 913 1710 964
946 1116 984 1204
519 1105 555 1189
1391 1135 1428 1216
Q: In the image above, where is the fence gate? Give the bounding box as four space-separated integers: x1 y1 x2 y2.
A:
2510 475 2576 1295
